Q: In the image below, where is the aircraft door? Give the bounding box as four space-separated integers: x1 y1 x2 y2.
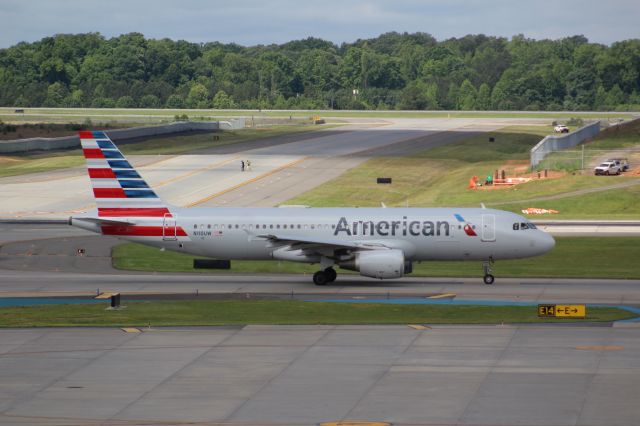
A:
162 213 177 241
481 214 496 242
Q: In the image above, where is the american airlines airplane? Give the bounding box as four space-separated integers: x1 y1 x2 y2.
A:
70 131 555 285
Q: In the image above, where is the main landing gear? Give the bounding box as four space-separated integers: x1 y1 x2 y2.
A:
313 267 337 286
482 260 495 285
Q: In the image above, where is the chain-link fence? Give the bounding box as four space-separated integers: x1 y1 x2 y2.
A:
530 122 600 169
536 147 640 173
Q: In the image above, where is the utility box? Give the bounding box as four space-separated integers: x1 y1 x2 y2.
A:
110 293 121 309
377 177 392 184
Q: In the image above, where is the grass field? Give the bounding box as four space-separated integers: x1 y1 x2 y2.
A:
1 107 636 124
0 124 322 178
0 300 631 327
113 237 640 279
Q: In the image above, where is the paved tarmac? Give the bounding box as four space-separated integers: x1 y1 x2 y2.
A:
1 325 639 425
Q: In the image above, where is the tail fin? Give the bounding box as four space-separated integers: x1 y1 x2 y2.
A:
79 130 171 218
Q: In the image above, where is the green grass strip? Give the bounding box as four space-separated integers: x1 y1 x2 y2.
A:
0 300 632 327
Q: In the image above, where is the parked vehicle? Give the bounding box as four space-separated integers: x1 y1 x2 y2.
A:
554 124 569 133
608 158 630 172
594 161 621 175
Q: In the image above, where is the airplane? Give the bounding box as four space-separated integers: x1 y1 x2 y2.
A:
70 130 556 285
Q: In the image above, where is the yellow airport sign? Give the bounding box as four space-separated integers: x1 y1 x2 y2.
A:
538 304 586 318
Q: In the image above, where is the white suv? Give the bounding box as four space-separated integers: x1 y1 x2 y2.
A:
594 161 621 176
554 124 569 133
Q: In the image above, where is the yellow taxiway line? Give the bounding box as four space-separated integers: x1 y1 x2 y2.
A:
427 293 457 299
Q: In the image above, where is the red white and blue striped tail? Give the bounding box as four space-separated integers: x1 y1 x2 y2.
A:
79 130 171 218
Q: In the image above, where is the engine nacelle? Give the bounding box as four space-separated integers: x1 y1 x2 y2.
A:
339 249 406 279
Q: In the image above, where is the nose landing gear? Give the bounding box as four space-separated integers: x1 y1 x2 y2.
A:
482 260 495 285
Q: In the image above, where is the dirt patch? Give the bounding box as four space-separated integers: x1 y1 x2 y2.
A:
474 160 566 190
0 156 21 163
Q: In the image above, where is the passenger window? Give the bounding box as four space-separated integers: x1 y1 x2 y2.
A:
283 224 287 229
513 223 519 230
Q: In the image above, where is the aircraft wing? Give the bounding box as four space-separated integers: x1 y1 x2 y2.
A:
247 231 392 251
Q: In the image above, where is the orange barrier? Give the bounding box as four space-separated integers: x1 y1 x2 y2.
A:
468 175 478 189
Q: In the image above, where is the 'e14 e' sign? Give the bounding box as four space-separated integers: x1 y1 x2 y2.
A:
538 304 586 318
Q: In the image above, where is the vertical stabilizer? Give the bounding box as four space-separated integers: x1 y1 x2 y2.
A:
79 130 170 218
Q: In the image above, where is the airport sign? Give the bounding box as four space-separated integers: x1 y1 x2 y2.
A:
538 304 586 318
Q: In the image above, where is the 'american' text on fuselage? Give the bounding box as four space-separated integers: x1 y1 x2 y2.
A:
334 216 451 237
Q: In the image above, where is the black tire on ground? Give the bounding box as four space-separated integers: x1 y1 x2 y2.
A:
325 268 337 282
313 271 329 286
483 274 495 285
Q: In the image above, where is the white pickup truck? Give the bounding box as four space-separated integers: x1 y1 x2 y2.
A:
594 161 621 175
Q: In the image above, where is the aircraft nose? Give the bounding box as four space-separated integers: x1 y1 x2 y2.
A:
538 231 555 253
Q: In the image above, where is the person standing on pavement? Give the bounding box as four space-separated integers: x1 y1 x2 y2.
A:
241 160 245 172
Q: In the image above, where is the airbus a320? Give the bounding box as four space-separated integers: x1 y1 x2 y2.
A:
70 131 555 285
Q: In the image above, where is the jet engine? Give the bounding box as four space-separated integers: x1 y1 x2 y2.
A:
339 249 409 279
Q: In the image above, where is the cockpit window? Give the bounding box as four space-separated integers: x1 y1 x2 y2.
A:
528 223 537 229
513 223 519 230
520 223 529 229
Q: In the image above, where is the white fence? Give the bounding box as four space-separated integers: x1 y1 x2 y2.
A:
530 122 600 169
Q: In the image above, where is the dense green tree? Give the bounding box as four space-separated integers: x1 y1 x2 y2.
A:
186 83 209 108
43 82 68 106
458 79 477 110
116 95 136 108
476 83 491 110
0 32 638 111
212 90 236 109
165 94 185 108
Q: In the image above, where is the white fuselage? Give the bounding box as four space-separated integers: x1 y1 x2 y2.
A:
103 206 555 262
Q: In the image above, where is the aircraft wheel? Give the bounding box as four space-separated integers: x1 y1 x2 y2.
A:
325 268 337 282
483 274 495 285
313 271 329 286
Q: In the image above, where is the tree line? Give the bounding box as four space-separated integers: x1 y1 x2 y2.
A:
1 32 639 111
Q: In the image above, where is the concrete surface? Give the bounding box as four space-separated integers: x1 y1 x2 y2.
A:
1 325 639 425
